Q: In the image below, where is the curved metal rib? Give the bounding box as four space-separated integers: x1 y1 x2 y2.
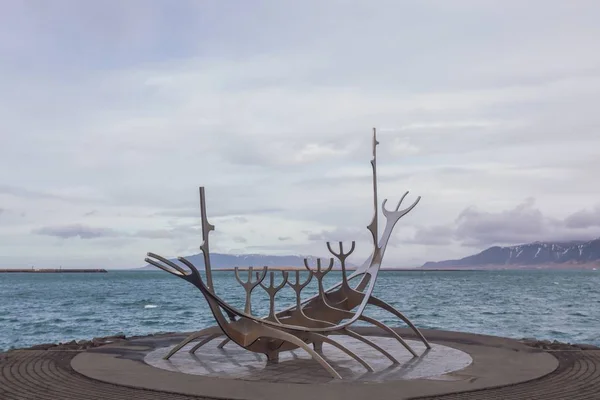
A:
306 332 374 372
359 315 418 357
163 326 222 360
281 270 338 328
258 325 342 379
189 333 225 354
368 295 431 349
337 328 400 364
305 285 419 358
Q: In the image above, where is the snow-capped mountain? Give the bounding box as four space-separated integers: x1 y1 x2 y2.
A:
141 253 356 269
422 238 600 268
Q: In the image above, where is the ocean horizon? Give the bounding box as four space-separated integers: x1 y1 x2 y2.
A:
1 269 598 352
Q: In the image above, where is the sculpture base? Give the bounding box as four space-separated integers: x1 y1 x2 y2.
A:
70 327 560 400
145 337 470 383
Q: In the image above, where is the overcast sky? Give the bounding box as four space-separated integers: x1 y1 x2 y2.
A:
1 1 599 269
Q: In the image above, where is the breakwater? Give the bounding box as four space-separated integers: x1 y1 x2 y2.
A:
0 269 107 273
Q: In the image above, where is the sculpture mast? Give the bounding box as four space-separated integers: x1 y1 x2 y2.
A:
367 128 380 260
199 187 215 291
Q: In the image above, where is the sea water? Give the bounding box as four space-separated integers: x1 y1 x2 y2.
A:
0 270 598 351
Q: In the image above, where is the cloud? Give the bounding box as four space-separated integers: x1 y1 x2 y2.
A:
410 199 600 248
0 184 103 204
233 236 247 244
307 227 369 243
454 198 550 246
133 229 178 239
294 143 348 164
0 185 63 201
31 224 200 240
407 225 454 246
33 224 121 239
396 121 501 131
278 236 292 241
155 207 285 219
564 206 600 229
2 1 600 268
389 137 420 156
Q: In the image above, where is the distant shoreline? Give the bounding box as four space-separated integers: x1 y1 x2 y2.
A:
135 266 483 272
210 267 484 272
2 267 596 272
0 269 108 273
134 267 598 272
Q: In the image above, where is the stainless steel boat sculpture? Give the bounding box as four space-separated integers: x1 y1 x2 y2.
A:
145 129 430 379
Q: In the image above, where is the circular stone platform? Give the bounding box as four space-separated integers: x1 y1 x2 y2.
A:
70 327 562 400
145 337 471 383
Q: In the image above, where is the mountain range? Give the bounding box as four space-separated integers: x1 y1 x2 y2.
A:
140 238 600 271
140 253 356 270
422 238 600 269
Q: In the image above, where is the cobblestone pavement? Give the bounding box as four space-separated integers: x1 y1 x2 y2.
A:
414 350 600 400
0 350 212 400
0 349 598 399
